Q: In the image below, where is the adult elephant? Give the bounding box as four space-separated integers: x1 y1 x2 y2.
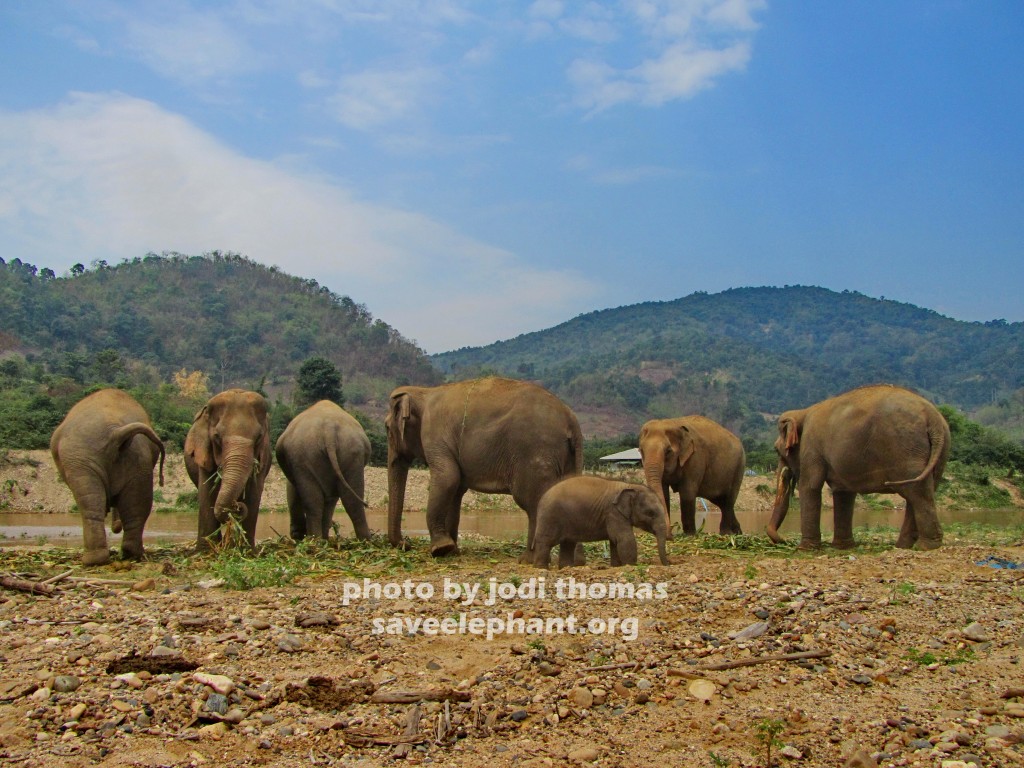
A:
766 384 950 551
50 388 165 565
387 376 583 558
275 400 371 541
185 389 272 551
639 416 745 535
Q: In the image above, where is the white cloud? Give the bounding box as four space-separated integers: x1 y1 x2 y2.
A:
568 0 765 112
122 10 261 85
0 93 598 351
327 68 441 131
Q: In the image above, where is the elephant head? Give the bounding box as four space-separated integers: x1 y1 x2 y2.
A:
385 387 425 546
185 389 271 525
766 409 806 543
639 422 695 519
613 485 670 565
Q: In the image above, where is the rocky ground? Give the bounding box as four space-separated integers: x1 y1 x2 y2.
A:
1 452 1024 767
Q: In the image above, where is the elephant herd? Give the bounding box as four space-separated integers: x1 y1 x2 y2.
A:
49 378 950 567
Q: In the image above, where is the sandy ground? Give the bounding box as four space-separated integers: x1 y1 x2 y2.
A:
1 451 1024 767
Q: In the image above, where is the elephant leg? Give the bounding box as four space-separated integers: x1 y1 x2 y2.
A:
339 470 370 540
609 539 620 567
614 532 638 566
70 477 111 566
240 479 265 549
902 486 942 550
425 464 462 557
679 494 698 535
714 495 743 535
320 495 339 539
797 481 824 550
286 481 306 541
512 484 545 563
196 478 221 551
572 542 586 566
114 476 152 560
831 491 857 549
557 540 578 569
895 498 919 549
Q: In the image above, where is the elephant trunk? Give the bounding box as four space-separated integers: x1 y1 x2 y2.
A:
214 437 256 525
643 457 670 522
387 458 409 547
653 514 670 566
766 465 794 544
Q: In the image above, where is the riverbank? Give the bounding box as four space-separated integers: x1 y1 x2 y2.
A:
2 451 1024 766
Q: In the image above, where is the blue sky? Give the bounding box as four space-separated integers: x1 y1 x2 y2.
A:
1 2 1021 353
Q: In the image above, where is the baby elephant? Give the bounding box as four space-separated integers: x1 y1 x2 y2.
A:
532 476 670 569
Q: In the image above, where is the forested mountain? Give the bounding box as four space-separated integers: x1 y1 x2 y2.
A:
2 255 1022 449
0 252 441 405
434 287 1024 441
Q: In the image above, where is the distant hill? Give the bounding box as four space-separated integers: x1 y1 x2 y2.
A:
0 252 442 408
433 287 1024 440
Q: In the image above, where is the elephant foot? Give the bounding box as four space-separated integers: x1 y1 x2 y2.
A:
831 538 856 550
82 549 111 566
765 527 785 545
720 524 743 536
894 536 916 549
119 546 145 561
915 537 943 551
796 540 823 551
430 535 459 557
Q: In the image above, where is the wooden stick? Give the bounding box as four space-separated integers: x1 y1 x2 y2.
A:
685 649 831 673
1 574 58 596
65 576 136 586
392 704 422 759
581 661 642 672
41 569 75 585
370 688 472 704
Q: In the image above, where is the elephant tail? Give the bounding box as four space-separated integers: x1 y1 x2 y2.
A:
327 441 369 508
111 422 166 486
884 419 948 487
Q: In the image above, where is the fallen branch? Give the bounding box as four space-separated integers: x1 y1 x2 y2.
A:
392 704 422 759
686 649 831 672
1 574 58 596
41 569 75 585
342 728 427 747
370 688 472 704
581 661 642 673
65 576 137 587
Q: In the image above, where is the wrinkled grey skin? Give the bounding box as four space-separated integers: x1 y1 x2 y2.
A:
275 400 371 541
639 415 746 535
387 376 583 560
185 389 272 551
767 384 951 551
532 476 670 570
50 388 165 565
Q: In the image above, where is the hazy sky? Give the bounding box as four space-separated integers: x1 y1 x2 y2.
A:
1 2 1021 353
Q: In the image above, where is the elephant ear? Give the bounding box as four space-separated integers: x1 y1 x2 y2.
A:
779 416 801 454
389 391 412 444
256 402 272 479
669 426 696 467
612 487 640 524
185 406 215 472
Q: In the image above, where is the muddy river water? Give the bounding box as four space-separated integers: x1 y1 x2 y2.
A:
2 503 1021 549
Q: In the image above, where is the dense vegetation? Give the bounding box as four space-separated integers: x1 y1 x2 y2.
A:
0 252 440 404
1 257 1022 487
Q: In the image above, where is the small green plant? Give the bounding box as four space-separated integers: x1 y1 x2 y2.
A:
753 718 785 767
709 751 732 767
906 647 938 665
744 563 758 580
527 637 546 652
508 574 522 588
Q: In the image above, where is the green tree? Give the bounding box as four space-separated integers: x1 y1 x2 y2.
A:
296 356 343 408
